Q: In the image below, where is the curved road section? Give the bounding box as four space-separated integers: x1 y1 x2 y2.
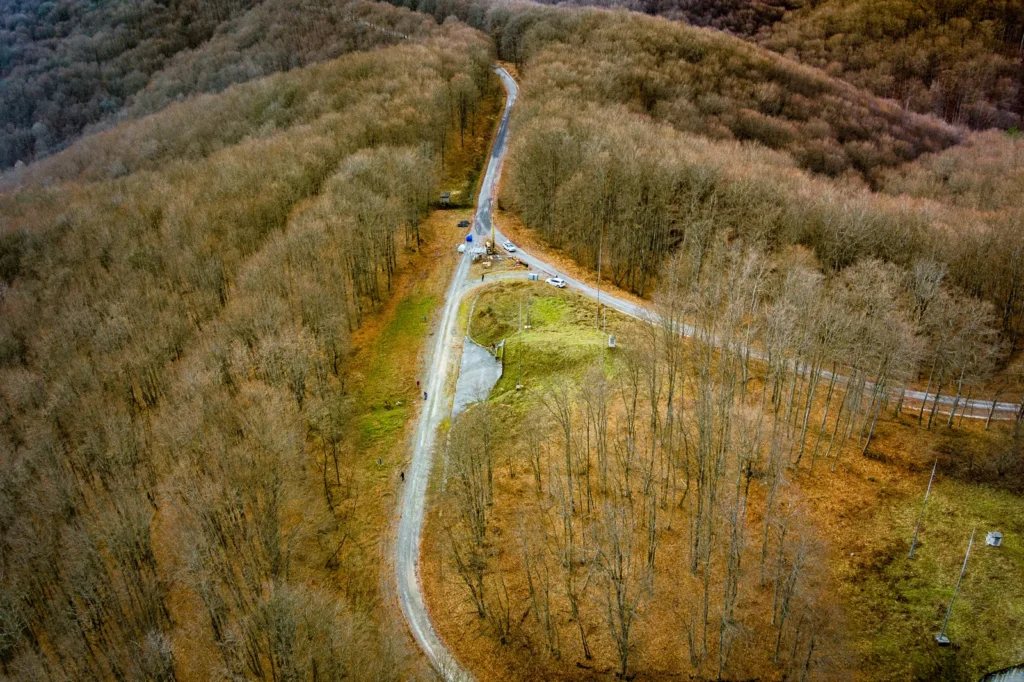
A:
485 233 1018 418
395 67 517 682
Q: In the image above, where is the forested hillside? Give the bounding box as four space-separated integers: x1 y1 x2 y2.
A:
0 0 439 170
882 129 1024 212
125 0 437 120
0 18 494 679
451 0 1024 128
401 0 959 181
763 0 1024 129
0 0 258 168
432 2 1024 360
2 1 1023 681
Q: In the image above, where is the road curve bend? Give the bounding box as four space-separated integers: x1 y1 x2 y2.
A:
395 67 517 682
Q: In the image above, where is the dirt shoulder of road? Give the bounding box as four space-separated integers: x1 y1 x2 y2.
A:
493 210 651 310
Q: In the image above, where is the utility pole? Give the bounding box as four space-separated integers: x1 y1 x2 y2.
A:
525 295 531 329
936 528 976 646
909 459 938 558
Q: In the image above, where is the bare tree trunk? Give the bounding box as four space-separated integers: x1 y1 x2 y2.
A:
794 361 822 467
827 378 853 471
810 364 838 470
947 370 966 428
927 368 946 430
919 356 937 425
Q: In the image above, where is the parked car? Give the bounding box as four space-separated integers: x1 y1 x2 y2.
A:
458 220 471 228
545 276 567 288
502 240 517 252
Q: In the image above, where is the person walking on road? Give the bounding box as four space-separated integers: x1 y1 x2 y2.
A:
423 391 428 400
400 471 405 482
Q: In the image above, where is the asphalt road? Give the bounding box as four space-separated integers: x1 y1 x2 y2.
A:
397 61 1019 682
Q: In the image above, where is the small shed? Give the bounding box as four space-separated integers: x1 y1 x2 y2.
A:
608 334 616 348
987 531 1003 547
440 191 451 207
528 272 539 281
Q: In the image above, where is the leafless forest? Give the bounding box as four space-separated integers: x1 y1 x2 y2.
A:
0 18 492 679
2 0 1023 680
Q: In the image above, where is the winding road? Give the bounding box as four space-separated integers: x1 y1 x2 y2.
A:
396 63 1020 682
394 67 517 682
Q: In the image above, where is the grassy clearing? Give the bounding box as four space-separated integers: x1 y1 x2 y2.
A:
358 295 434 448
462 281 625 397
844 476 1024 680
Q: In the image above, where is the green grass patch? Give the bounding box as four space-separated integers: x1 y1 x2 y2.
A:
850 478 1024 680
362 295 434 406
526 295 569 327
354 294 435 453
466 281 631 404
496 329 610 395
357 405 411 449
468 281 596 348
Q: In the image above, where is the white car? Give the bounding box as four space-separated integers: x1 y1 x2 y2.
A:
545 276 567 288
502 240 517 252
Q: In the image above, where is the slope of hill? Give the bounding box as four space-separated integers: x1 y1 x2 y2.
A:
476 3 1024 349
402 0 960 181
0 0 443 171
762 0 1024 129
0 18 495 679
125 0 438 120
0 0 259 169
882 128 1024 212
465 0 1024 128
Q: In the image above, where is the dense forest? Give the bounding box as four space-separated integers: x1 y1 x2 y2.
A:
435 2 1024 367
125 0 437 120
0 16 493 679
763 0 1024 129
2 0 1024 680
426 0 1024 128
1 0 257 168
395 0 961 182
0 0 438 170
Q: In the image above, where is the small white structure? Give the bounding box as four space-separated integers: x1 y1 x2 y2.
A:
608 334 616 348
528 272 539 281
987 531 1003 547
